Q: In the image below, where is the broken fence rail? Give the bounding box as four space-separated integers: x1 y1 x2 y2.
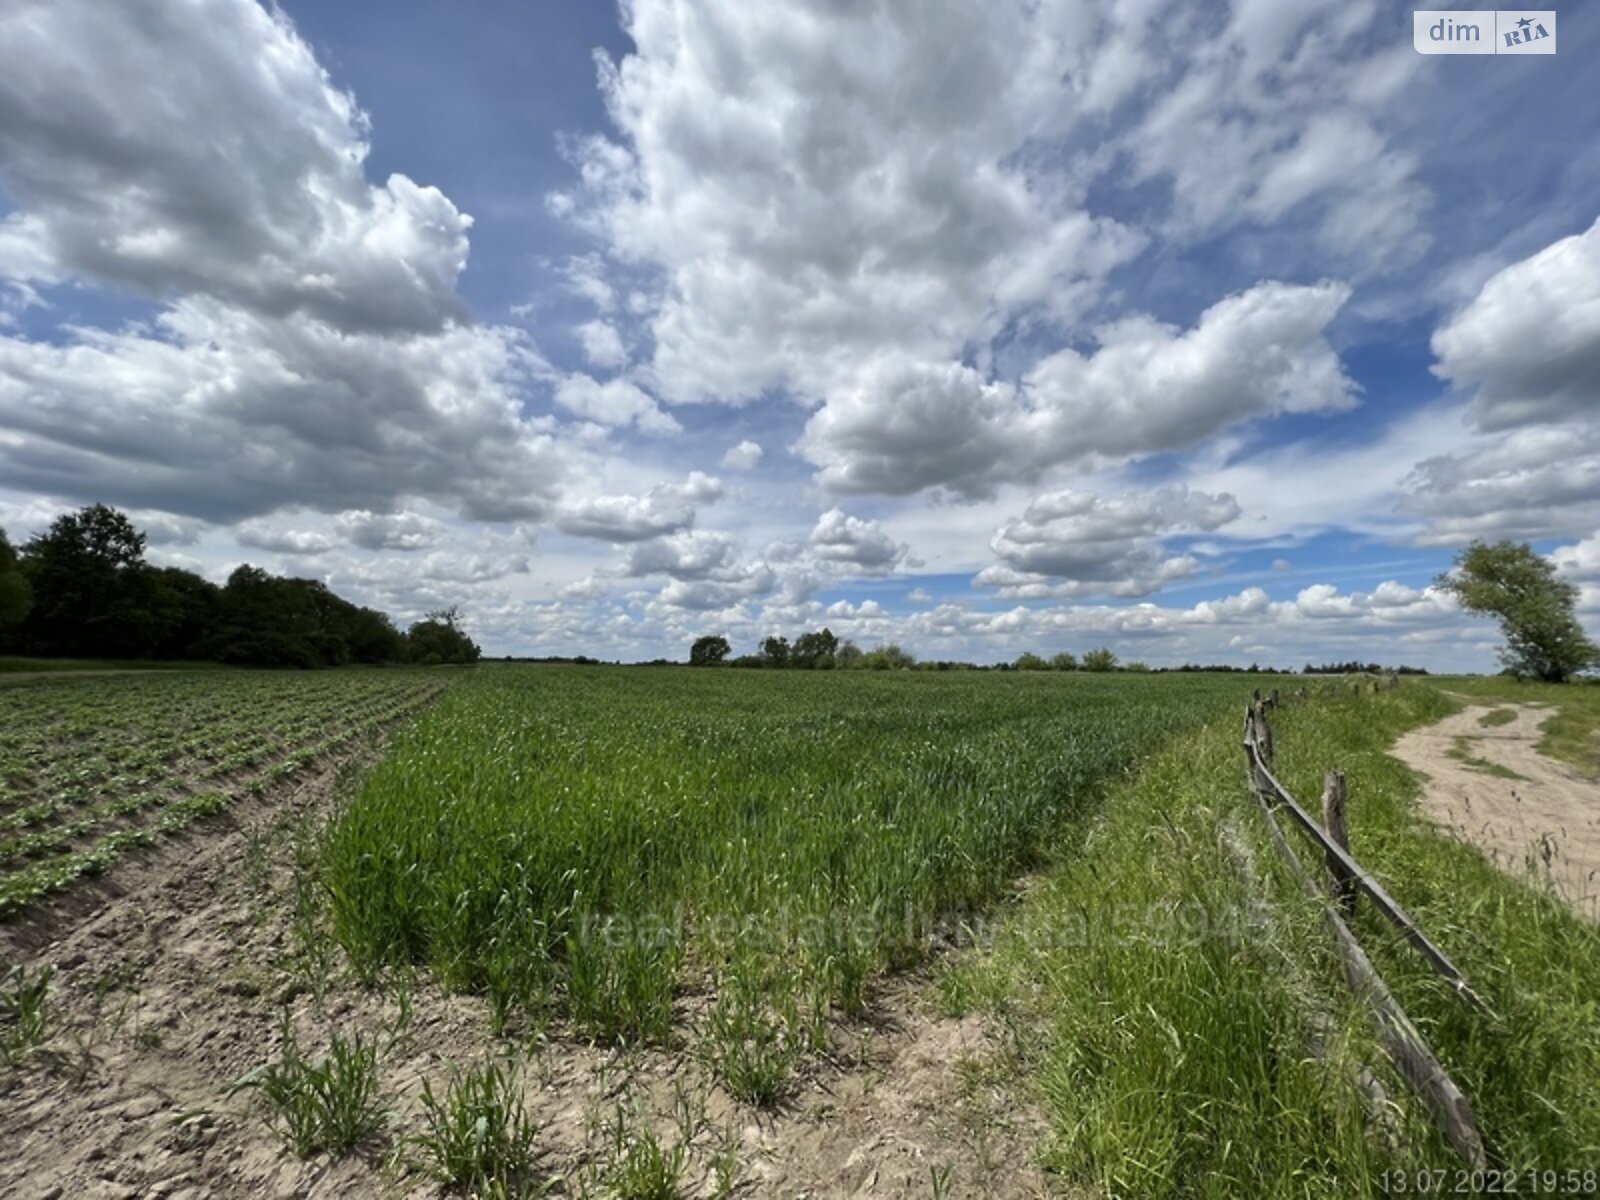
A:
1243 702 1489 1014
1241 693 1491 1167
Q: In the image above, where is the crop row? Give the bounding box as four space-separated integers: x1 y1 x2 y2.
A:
0 671 443 814
0 670 450 917
1 684 436 834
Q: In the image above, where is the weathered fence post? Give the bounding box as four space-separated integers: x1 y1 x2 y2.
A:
1322 770 1355 916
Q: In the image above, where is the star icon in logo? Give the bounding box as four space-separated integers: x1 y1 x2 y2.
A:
1516 15 1534 30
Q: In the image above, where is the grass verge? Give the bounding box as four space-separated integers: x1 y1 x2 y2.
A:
943 684 1600 1196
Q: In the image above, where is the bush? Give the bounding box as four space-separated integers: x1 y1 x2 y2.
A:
1082 647 1119 672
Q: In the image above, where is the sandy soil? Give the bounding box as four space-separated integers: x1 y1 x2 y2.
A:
0 755 1049 1197
1393 703 1600 921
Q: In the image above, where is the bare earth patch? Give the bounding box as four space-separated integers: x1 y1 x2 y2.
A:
0 758 1048 1197
1393 703 1600 921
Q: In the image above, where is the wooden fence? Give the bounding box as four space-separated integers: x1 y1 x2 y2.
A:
1241 688 1489 1167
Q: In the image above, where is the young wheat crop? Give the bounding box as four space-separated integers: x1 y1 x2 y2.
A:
322 664 1247 1067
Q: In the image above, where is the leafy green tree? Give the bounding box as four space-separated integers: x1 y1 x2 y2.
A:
3 505 412 668
1014 651 1049 671
760 635 790 668
0 528 31 630
204 567 411 667
791 628 838 669
1082 647 1119 672
144 565 222 659
409 606 481 665
1436 540 1598 682
19 504 152 657
689 634 731 666
1050 651 1078 671
836 640 864 669
861 643 915 670
343 606 406 664
205 565 324 667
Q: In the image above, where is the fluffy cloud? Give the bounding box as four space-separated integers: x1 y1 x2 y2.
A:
623 530 745 581
1405 426 1600 546
1554 534 1600 615
976 486 1239 599
576 320 628 369
0 0 568 526
556 253 618 313
0 300 565 522
0 0 469 335
558 0 1413 426
1554 534 1600 581
553 374 680 434
1432 215 1600 431
558 0 1150 410
334 510 447 552
1022 282 1355 460
1408 217 1600 544
801 282 1353 497
235 520 335 557
808 508 910 572
543 0 1432 515
618 530 779 611
1122 9 1426 269
557 473 724 542
721 440 763 470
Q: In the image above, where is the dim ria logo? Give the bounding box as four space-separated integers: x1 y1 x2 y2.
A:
1414 10 1556 54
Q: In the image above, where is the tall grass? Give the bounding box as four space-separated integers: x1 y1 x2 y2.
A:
0 963 52 1065
322 666 1248 1054
948 684 1600 1195
1267 689 1600 1172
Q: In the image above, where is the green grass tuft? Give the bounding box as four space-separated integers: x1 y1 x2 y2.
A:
244 1026 385 1157
0 963 53 1064
413 1060 542 1198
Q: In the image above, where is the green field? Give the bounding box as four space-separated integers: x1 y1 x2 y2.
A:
6 665 1599 1196
0 668 447 915
321 665 1253 1068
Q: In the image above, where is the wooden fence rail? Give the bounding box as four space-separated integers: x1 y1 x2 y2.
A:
1240 694 1489 1167
1243 705 1488 1013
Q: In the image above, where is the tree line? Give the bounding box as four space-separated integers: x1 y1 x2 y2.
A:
680 541 1598 682
1301 661 1429 676
0 505 479 668
689 632 1143 673
690 631 912 670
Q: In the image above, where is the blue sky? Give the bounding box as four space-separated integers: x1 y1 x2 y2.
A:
1 0 1598 667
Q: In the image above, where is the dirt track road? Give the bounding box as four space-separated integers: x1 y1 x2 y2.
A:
1394 703 1600 921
